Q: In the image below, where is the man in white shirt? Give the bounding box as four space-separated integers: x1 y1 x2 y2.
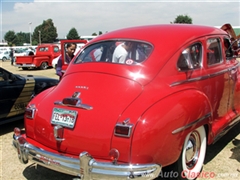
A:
112 42 133 63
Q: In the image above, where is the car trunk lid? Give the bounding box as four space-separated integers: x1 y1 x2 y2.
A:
33 72 142 158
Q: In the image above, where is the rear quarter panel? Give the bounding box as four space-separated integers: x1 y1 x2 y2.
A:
130 89 211 166
33 56 50 67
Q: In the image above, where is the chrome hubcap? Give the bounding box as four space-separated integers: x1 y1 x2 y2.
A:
185 131 200 169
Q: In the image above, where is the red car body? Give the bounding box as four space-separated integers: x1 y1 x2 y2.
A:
13 24 240 180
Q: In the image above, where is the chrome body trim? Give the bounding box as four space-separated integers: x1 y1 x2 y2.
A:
54 91 93 110
53 125 65 142
172 113 211 134
54 101 93 110
171 69 228 87
13 135 161 179
171 63 239 87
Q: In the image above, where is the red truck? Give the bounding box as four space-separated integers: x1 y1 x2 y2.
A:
15 44 60 70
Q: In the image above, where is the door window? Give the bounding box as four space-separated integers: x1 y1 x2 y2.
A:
206 38 222 65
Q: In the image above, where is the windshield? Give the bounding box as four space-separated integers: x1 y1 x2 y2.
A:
74 40 153 65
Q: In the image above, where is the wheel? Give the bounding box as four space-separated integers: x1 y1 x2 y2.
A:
40 62 48 70
174 126 207 180
2 57 7 61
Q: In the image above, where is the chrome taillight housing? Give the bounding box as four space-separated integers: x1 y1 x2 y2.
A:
114 118 133 137
25 104 36 119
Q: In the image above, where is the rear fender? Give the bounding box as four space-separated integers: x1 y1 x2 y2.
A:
33 56 50 67
130 89 211 166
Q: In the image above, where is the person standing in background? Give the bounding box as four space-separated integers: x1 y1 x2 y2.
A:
9 48 14 65
56 43 76 80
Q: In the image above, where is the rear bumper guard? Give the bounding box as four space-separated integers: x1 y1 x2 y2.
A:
13 135 162 180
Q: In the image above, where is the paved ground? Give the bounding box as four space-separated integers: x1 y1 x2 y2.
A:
0 60 240 180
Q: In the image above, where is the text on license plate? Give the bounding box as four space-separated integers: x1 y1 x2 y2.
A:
51 108 78 128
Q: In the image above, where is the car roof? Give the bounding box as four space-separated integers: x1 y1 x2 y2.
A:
91 24 227 44
68 24 228 85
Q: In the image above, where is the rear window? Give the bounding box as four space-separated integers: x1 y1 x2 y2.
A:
74 40 153 65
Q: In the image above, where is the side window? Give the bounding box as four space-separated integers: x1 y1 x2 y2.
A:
223 38 233 58
0 69 4 81
207 38 222 65
177 42 202 71
39 47 45 51
0 69 9 81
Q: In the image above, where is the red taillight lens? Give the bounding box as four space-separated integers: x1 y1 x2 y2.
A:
115 126 130 136
14 127 21 136
109 148 119 161
114 123 133 137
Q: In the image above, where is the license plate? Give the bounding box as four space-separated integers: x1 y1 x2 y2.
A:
51 108 78 128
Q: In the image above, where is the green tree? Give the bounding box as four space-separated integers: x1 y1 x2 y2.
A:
4 30 17 46
32 19 58 44
92 31 102 36
173 14 192 24
15 32 29 46
66 28 80 39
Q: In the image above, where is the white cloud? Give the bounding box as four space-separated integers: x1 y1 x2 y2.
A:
1 1 240 40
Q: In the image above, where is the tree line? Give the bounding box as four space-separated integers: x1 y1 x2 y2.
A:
4 15 192 46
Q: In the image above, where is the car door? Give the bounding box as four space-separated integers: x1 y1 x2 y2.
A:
204 37 233 135
0 68 27 120
222 37 240 120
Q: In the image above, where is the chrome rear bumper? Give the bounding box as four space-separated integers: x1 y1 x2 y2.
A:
14 64 36 68
13 135 161 179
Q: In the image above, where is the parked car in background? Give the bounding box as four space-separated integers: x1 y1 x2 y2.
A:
13 24 240 180
14 48 26 57
0 50 10 61
0 67 59 125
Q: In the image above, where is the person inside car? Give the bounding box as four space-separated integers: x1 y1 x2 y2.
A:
112 41 133 64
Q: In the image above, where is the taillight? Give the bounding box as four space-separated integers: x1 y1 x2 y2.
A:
25 104 36 119
109 148 119 164
114 122 133 137
14 127 21 136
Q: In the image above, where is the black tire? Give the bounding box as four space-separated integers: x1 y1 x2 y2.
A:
173 126 207 180
22 67 29 70
40 62 48 70
2 57 7 61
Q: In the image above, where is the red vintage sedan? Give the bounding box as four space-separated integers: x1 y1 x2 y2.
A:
13 24 240 180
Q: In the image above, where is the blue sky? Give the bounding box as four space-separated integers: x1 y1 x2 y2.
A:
1 0 240 41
